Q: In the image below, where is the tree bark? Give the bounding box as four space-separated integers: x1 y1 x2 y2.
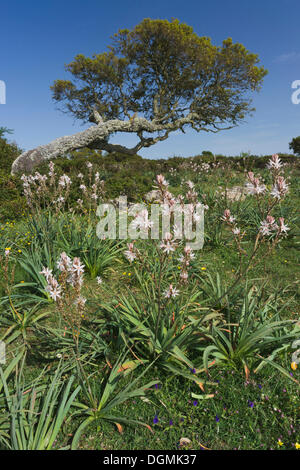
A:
11 112 212 175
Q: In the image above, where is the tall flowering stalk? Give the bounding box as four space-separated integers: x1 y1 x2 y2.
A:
219 154 291 303
21 163 72 215
77 161 106 219
123 174 202 347
40 252 86 352
21 160 105 217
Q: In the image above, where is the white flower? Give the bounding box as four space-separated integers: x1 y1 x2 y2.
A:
173 224 182 239
156 174 169 186
131 209 153 230
97 276 103 284
278 217 290 234
124 243 137 263
57 252 72 271
40 266 53 281
164 284 179 298
58 175 72 187
71 258 85 276
74 296 87 307
186 180 195 189
46 285 62 302
160 240 176 254
124 250 137 262
180 271 188 281
270 176 289 199
267 154 283 170
245 181 266 195
259 216 278 236
160 232 176 254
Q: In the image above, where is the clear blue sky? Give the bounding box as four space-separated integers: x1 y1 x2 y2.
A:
1 0 300 157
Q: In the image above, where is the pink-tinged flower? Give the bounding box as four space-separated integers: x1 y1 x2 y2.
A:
58 174 72 187
164 284 179 298
180 270 188 281
74 296 87 308
270 176 289 199
221 209 236 224
124 242 137 263
184 245 195 260
47 286 62 301
160 232 177 254
173 224 182 240
71 258 85 276
86 161 93 169
40 266 53 281
245 172 266 195
44 274 62 301
131 209 153 230
232 227 241 236
48 161 55 176
57 252 72 272
259 216 278 236
267 154 283 170
186 180 195 189
77 173 84 179
156 174 169 186
278 217 290 234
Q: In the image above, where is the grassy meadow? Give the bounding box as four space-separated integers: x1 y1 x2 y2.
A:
0 138 299 450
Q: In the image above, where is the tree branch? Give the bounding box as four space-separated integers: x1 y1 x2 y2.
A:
11 113 230 174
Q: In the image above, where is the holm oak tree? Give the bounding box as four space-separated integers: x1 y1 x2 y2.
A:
11 18 267 174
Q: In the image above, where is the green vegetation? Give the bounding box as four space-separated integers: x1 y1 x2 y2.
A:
289 136 300 156
0 138 299 450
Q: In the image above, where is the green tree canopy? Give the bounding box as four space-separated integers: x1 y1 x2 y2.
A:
289 136 300 155
52 18 267 128
12 18 267 174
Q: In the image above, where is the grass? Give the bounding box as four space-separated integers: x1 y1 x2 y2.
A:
0 153 299 450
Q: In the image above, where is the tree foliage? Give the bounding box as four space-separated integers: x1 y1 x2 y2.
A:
52 18 267 132
289 136 300 156
11 19 267 174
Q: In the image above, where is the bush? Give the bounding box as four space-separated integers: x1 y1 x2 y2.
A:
289 136 300 156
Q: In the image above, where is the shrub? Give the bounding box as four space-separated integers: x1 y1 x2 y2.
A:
289 136 300 156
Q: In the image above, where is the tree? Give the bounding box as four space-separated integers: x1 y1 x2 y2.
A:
0 126 13 138
11 18 267 174
289 136 300 155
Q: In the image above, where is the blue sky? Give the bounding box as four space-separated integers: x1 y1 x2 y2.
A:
1 0 300 157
